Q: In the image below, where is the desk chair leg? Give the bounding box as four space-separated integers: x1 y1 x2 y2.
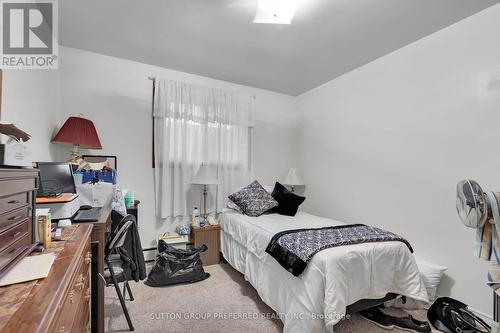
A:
123 281 134 301
108 263 134 331
123 282 127 300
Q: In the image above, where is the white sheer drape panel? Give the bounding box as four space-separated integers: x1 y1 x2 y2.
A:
153 80 252 218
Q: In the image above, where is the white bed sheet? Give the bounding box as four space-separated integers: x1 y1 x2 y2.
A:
220 211 428 333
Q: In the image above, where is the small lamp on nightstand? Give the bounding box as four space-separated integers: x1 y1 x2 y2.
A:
191 164 219 222
283 168 304 192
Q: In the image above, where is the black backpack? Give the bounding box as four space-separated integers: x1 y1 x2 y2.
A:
427 297 490 333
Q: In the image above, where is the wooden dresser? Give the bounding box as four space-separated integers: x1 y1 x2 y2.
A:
0 167 38 277
0 224 93 333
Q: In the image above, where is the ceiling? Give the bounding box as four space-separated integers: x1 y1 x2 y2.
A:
60 0 500 96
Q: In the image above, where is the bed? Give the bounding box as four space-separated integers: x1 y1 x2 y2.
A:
220 210 429 333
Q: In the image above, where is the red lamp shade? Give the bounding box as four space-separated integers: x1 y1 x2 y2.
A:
52 116 102 149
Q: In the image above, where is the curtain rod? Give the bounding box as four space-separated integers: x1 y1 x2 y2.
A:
147 76 256 100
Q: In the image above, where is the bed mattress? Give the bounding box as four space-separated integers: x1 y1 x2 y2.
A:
220 211 428 333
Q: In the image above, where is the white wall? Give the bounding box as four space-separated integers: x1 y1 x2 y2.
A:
1 69 60 161
5 3 497 315
297 4 500 315
59 46 297 247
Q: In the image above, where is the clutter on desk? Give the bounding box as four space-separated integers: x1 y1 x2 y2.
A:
124 190 135 208
0 253 55 287
57 219 72 227
74 167 116 185
72 154 130 216
75 155 117 184
76 181 114 207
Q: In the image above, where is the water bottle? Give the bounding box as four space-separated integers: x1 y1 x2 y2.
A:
192 206 200 226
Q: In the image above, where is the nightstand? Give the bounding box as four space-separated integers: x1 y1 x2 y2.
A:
191 224 221 266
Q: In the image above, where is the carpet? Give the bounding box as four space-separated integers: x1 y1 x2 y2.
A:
104 263 437 333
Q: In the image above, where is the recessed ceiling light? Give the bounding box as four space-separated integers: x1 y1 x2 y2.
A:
253 0 301 24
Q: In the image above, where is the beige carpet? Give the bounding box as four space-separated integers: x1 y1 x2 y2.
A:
104 263 437 333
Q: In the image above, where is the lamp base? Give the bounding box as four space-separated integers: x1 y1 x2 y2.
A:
68 144 80 165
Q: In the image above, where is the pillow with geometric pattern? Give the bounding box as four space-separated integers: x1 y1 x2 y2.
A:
228 180 278 217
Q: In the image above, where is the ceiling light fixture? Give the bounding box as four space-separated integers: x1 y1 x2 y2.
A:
254 0 301 24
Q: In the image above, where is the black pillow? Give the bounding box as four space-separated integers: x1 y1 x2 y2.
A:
271 182 305 216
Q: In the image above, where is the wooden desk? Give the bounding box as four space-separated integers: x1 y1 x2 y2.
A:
0 224 92 332
73 206 111 333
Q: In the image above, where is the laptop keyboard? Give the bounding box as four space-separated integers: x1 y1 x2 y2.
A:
74 207 102 222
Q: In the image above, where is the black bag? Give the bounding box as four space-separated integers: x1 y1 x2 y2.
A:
145 244 210 287
427 297 490 333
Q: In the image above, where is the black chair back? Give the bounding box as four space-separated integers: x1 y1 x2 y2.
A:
105 214 135 260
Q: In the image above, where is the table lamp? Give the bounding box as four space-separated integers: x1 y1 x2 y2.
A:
51 116 102 165
283 168 304 192
191 164 219 221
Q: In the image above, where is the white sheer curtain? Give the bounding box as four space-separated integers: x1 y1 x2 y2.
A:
153 79 252 218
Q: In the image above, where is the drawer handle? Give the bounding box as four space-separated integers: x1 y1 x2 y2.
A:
84 287 91 301
8 215 22 221
75 274 85 290
12 231 21 238
7 200 20 204
8 247 17 254
68 289 75 304
58 326 68 333
85 251 91 265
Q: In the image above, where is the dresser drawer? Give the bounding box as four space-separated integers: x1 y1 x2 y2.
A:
0 221 29 253
71 277 91 333
0 234 29 270
0 206 30 234
52 246 91 333
0 192 29 215
0 178 36 197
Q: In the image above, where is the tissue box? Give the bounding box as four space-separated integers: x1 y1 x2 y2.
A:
0 140 33 167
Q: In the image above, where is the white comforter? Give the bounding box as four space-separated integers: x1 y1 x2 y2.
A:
220 211 428 333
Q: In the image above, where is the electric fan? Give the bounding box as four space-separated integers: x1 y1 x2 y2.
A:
456 179 490 229
455 179 496 333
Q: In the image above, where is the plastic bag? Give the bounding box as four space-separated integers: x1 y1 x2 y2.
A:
145 244 210 287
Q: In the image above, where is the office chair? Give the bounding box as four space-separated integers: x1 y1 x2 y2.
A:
104 215 136 331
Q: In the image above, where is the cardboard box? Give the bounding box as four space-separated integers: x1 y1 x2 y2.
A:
0 139 33 167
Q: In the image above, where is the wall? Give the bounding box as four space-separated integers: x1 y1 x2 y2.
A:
1 69 60 161
59 46 297 247
297 4 500 315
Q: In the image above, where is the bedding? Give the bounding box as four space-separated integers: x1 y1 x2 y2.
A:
220 211 428 333
266 224 413 276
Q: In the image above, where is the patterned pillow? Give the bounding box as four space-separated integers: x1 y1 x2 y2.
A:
228 180 278 217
